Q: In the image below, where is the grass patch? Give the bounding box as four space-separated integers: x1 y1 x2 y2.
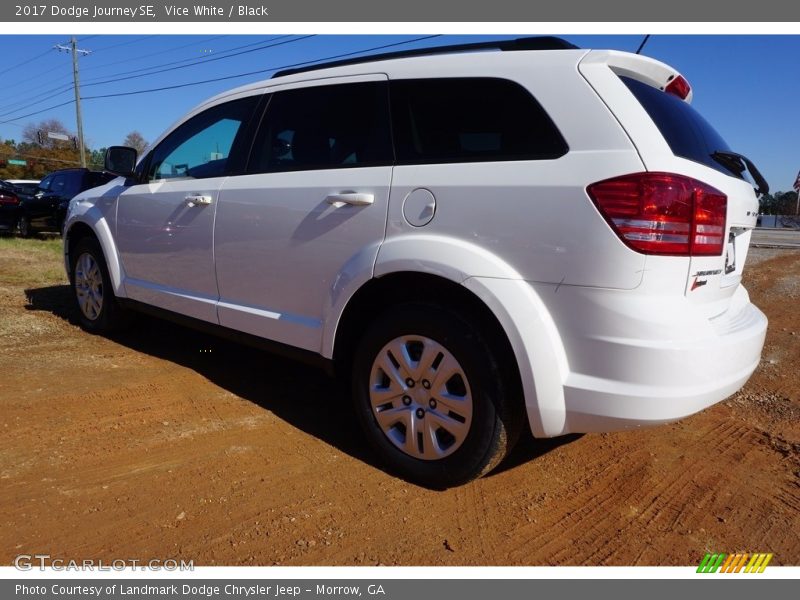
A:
0 235 67 288
0 235 63 257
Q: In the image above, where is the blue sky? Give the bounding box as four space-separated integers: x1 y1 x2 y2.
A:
0 34 797 191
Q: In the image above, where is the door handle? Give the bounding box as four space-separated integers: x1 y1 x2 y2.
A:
185 194 212 207
325 193 374 208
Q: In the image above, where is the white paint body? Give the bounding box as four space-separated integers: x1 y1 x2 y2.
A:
64 47 767 438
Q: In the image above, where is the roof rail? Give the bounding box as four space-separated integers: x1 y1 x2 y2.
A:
271 36 578 79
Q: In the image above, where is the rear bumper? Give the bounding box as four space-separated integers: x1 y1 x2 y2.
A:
464 276 767 437
549 284 767 433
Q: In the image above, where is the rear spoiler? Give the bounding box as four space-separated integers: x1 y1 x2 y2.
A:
579 50 693 103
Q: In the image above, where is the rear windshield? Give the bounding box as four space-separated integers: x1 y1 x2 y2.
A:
621 76 741 179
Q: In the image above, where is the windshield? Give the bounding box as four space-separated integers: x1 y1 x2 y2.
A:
621 76 742 179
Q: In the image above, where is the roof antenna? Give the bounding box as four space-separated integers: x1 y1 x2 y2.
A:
635 35 651 55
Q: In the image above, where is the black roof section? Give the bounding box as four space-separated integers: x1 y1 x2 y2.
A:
272 36 579 79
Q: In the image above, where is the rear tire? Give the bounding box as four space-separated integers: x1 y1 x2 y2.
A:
70 237 129 333
352 303 521 488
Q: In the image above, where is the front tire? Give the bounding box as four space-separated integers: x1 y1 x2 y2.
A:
17 215 32 238
352 303 521 488
70 238 128 333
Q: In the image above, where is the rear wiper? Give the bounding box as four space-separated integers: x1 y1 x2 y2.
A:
711 150 769 196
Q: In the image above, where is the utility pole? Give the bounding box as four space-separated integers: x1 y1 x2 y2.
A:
54 37 90 168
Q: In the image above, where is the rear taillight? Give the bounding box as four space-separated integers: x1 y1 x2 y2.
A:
587 172 727 256
0 193 19 206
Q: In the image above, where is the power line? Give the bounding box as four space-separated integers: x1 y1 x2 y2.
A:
80 35 227 73
80 35 306 88
84 35 442 100
81 35 294 83
0 121 27 130
0 100 75 126
87 35 157 52
0 35 225 103
0 35 443 138
0 48 55 77
0 35 303 117
0 83 75 119
1 63 72 95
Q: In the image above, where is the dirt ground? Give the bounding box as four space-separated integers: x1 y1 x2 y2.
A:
0 237 798 566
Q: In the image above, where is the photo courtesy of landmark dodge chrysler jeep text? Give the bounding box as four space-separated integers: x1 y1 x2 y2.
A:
62 37 768 487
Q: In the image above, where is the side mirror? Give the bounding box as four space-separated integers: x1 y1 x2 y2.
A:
104 146 138 178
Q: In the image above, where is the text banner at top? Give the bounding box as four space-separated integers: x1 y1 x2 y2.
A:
3 1 800 22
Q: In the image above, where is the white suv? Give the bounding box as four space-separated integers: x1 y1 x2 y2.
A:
64 37 768 487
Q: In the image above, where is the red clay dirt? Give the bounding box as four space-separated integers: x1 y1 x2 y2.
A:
1 239 798 566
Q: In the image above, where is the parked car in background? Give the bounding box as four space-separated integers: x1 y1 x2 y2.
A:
7 179 40 202
17 169 114 237
0 179 22 233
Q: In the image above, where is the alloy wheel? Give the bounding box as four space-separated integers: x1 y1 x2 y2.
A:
74 252 104 321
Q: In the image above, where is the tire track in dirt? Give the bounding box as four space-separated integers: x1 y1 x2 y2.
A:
501 419 763 565
498 437 651 564
451 482 493 564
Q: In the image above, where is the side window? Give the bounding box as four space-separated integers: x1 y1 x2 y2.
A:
390 78 568 164
62 173 83 198
147 96 259 182
49 175 67 196
249 81 392 173
38 175 53 192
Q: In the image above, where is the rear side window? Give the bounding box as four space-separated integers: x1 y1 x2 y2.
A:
621 76 740 179
249 81 392 173
390 78 568 164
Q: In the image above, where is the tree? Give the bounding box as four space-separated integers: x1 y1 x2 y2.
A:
0 125 83 180
22 118 73 149
759 192 775 214
760 191 798 216
122 131 148 154
776 190 799 215
89 147 107 170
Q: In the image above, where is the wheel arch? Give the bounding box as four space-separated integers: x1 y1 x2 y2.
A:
64 217 126 296
329 269 569 438
331 271 514 366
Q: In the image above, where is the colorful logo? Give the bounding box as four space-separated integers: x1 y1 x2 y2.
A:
697 553 773 573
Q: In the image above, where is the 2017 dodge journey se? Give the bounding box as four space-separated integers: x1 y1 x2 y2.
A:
63 37 768 487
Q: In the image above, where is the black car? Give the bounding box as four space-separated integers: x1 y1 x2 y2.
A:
9 181 40 201
0 180 22 233
17 169 115 237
